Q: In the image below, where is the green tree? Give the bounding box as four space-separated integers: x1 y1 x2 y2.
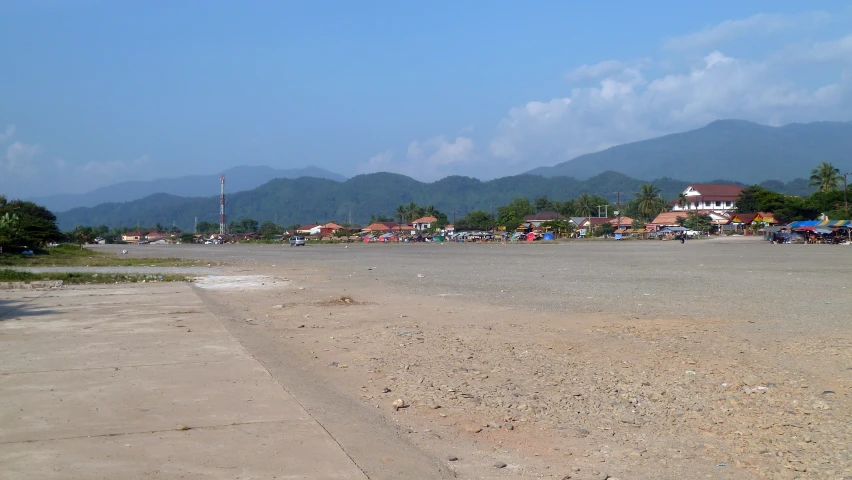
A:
676 193 688 209
540 219 575 237
631 218 646 230
195 221 217 234
70 225 95 245
534 195 556 213
635 184 662 221
573 193 594 217
683 212 712 232
228 218 259 233
260 220 283 238
0 212 20 247
395 205 406 225
594 222 615 237
180 233 197 244
809 162 841 193
406 202 418 222
497 198 535 231
455 210 493 230
0 196 63 247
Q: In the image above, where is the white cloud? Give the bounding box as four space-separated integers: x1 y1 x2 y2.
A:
490 23 852 169
358 136 475 181
3 141 44 173
663 11 829 51
79 154 149 175
0 124 15 143
565 59 650 84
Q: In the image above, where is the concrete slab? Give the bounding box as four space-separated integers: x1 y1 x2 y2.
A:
1 422 362 480
0 283 368 479
0 287 240 374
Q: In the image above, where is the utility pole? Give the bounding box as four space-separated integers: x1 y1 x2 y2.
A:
613 191 622 231
491 205 495 233
452 211 457 225
844 172 850 213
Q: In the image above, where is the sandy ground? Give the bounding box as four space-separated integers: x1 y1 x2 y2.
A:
4 238 851 479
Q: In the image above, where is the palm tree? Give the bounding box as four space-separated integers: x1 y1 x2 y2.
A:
423 205 437 217
574 193 593 218
635 184 661 221
676 193 688 209
809 162 841 192
406 202 418 222
395 205 406 224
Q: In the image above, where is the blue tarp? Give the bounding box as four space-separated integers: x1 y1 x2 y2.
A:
788 220 820 229
543 232 555 241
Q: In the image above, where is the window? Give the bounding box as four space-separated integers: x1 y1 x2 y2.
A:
726 201 732 207
716 201 722 207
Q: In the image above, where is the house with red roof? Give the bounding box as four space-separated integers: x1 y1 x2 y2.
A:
361 222 405 234
412 216 438 231
296 224 318 234
670 184 744 212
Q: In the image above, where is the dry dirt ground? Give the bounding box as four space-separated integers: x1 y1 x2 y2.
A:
16 239 852 479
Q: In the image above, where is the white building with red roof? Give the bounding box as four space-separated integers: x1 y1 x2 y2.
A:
671 184 744 212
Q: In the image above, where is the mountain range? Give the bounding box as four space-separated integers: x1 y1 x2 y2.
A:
27 118 852 229
54 171 810 231
527 120 852 183
29 165 346 212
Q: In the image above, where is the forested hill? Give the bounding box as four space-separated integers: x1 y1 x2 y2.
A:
53 172 684 230
528 120 852 183
29 165 346 212
54 170 812 230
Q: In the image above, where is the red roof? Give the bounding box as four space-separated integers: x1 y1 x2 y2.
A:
412 216 438 224
362 222 402 232
688 184 745 197
649 212 692 226
523 211 566 222
297 224 318 231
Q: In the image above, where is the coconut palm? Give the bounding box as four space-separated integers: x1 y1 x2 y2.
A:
423 205 437 217
405 202 418 222
809 162 841 192
676 193 688 209
635 184 662 221
574 193 593 217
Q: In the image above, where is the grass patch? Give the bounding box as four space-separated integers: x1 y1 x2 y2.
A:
0 269 190 285
0 244 209 267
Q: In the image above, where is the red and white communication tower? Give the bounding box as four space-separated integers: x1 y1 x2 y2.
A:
219 175 226 234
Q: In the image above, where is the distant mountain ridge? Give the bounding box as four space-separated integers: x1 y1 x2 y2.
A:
29 165 347 212
527 119 852 183
54 171 809 231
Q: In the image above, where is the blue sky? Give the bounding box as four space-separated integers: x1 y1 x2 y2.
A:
2 1 851 197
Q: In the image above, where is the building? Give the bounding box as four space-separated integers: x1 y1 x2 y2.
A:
522 211 567 228
321 222 344 232
671 184 744 212
296 224 318 234
411 216 438 231
121 232 145 242
361 222 402 234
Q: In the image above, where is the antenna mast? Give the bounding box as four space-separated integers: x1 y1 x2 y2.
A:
219 175 226 234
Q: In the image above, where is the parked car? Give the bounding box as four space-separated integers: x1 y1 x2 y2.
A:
289 236 306 246
685 230 700 238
